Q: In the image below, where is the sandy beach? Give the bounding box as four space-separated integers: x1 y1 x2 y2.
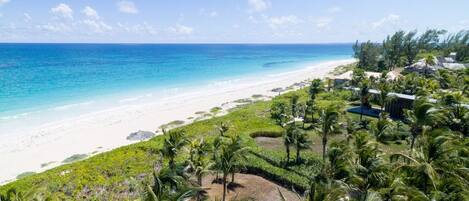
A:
0 59 355 184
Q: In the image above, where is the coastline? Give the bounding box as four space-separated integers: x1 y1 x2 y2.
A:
0 58 355 184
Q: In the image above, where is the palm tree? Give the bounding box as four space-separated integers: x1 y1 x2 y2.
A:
188 138 211 185
160 130 187 169
271 101 289 127
372 114 394 144
292 127 311 164
291 94 300 118
318 106 339 163
359 79 370 122
305 173 351 201
377 82 396 112
423 55 436 77
218 135 246 201
308 79 323 122
212 135 223 181
405 99 437 154
144 167 197 201
390 129 465 194
217 122 229 136
188 139 212 201
283 124 295 164
352 131 390 200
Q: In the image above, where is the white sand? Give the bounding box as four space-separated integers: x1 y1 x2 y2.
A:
0 59 355 184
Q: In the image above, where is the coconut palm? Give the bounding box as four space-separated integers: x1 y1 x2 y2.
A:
292 127 311 164
390 129 466 195
217 122 229 136
423 55 436 76
404 99 437 154
318 106 340 163
377 81 396 112
291 94 300 118
187 138 211 186
189 145 212 201
283 124 295 164
218 135 246 201
359 79 370 122
438 91 469 135
308 79 324 122
144 167 197 201
372 114 395 144
160 130 187 169
271 101 289 127
305 173 351 201
212 135 223 181
351 131 390 201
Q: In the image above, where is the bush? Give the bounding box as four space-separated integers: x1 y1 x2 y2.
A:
249 131 284 138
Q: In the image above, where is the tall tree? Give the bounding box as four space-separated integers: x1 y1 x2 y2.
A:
359 79 370 122
353 40 382 71
291 94 300 118
318 106 340 163
218 135 246 201
271 101 289 127
308 79 324 122
284 124 296 164
403 31 419 66
383 31 405 70
423 54 436 77
292 126 311 164
405 99 438 154
160 130 187 169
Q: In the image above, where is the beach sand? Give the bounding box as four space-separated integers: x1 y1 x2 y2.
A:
0 59 355 184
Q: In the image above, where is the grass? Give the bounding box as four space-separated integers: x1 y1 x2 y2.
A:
210 106 222 114
16 172 36 180
62 154 88 163
159 120 185 129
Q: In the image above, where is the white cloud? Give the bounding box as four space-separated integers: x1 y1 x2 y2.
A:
82 20 112 33
118 22 157 35
313 17 333 28
36 22 73 33
51 3 74 20
232 24 240 29
372 14 400 28
23 13 31 22
248 0 270 12
117 1 138 14
168 24 193 35
199 8 218 17
0 0 10 6
82 6 99 19
327 6 342 13
209 11 218 17
266 15 301 29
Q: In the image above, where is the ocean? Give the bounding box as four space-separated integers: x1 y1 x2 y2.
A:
0 44 352 135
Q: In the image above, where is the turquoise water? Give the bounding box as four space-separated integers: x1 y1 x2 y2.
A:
0 44 352 127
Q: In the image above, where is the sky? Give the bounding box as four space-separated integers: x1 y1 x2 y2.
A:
0 0 468 43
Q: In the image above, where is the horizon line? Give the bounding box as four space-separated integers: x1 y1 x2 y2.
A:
0 42 355 45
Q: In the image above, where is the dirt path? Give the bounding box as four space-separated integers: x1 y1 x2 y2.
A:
201 173 302 201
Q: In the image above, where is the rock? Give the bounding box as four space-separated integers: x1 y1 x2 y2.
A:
126 130 155 141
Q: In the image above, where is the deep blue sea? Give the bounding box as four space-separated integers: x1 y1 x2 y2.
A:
0 44 352 128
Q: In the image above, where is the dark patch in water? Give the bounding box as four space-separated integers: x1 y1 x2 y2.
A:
262 60 295 68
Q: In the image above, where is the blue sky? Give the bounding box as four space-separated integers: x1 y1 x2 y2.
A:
0 0 468 43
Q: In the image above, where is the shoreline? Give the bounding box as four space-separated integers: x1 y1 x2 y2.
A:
0 58 355 184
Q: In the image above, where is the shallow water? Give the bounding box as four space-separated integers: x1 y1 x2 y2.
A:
0 44 352 135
